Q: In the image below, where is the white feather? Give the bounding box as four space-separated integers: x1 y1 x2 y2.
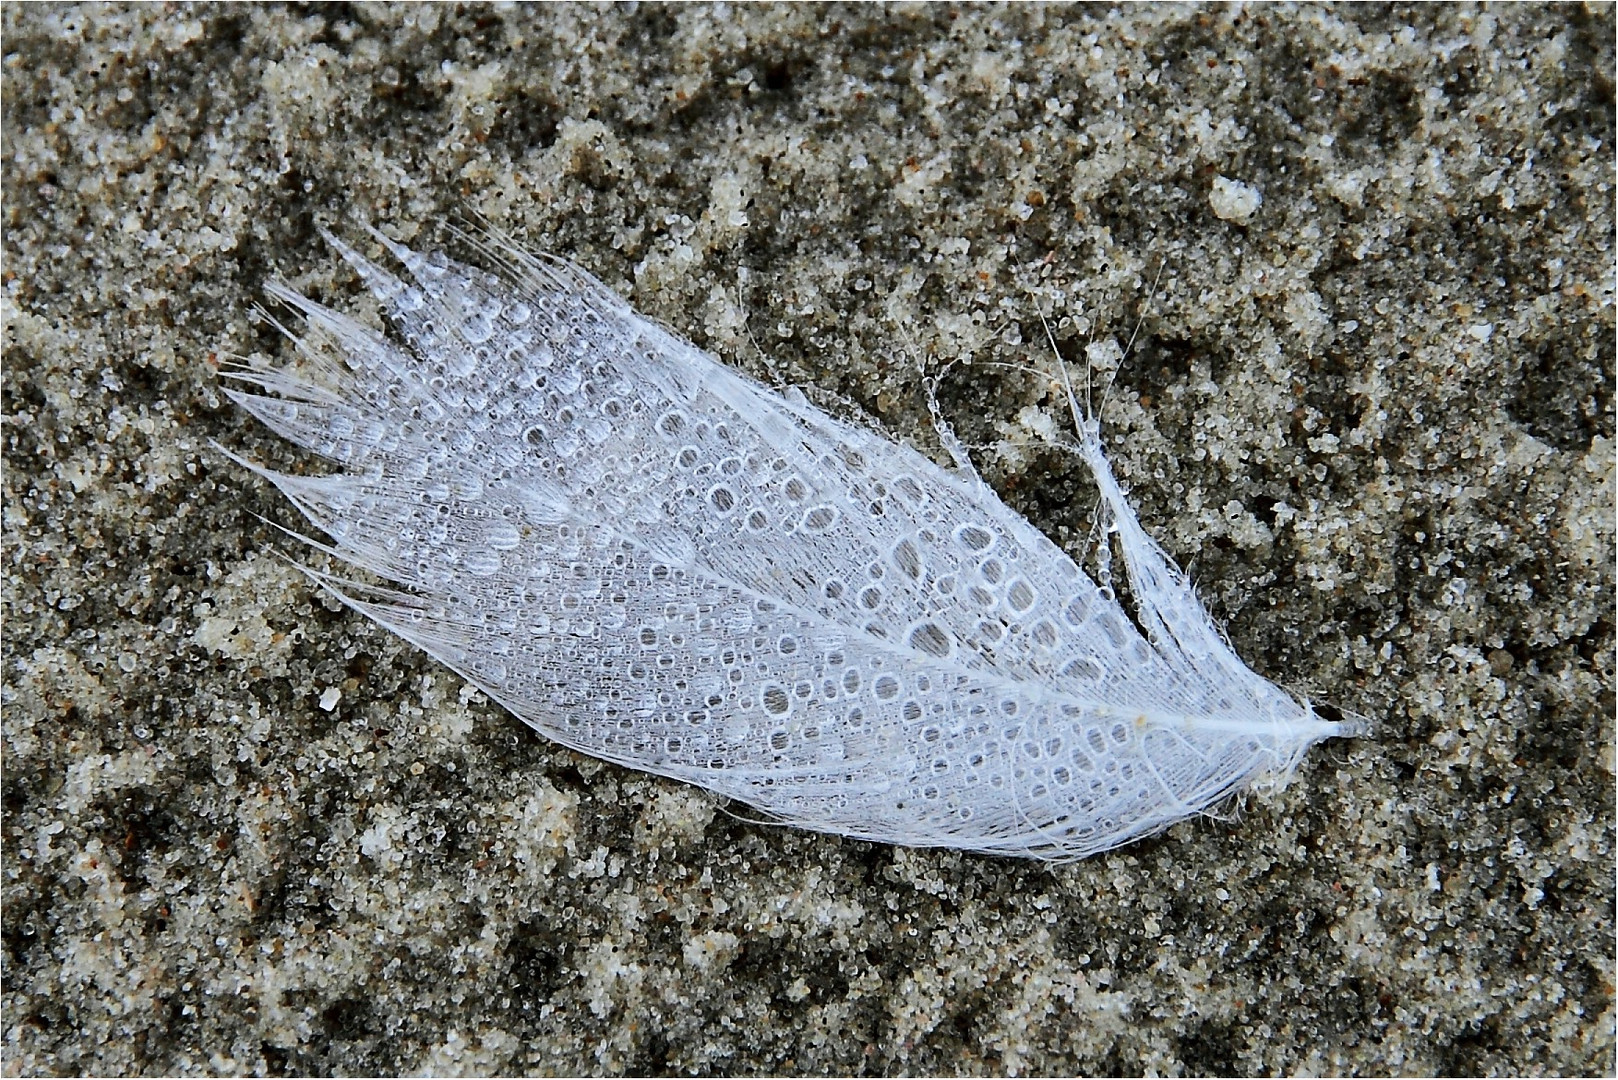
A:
222 223 1364 861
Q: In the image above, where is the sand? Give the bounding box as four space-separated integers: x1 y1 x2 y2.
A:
3 4 1612 1074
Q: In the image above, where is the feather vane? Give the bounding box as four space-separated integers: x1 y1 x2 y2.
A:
224 225 1362 860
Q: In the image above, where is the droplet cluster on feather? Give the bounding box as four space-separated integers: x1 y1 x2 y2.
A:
222 223 1362 860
